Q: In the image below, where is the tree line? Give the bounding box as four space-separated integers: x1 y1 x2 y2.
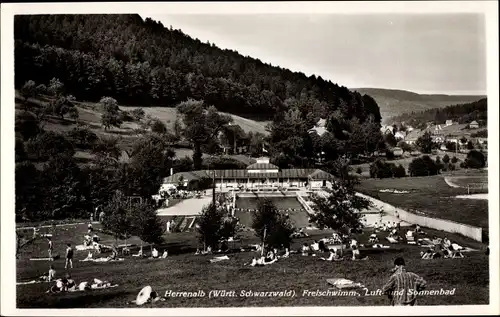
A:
388 98 487 129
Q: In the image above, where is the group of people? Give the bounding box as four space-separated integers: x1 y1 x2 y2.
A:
46 237 74 269
298 234 368 261
420 237 465 259
374 220 401 232
132 246 168 259
46 272 113 293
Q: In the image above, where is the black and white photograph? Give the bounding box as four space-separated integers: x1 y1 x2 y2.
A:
1 1 499 315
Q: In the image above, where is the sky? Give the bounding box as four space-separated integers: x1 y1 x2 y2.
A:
139 13 487 95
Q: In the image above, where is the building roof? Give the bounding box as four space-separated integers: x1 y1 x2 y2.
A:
247 162 279 170
162 168 332 183
308 169 333 180
470 120 479 125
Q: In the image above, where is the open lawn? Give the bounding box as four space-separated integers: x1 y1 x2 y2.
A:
15 222 489 308
16 95 260 167
356 176 489 229
120 106 270 135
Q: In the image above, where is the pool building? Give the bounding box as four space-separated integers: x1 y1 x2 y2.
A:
160 157 334 193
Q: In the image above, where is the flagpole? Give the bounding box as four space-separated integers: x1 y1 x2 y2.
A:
261 226 267 257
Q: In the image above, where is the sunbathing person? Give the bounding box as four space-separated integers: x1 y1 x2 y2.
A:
162 250 168 258
368 234 379 243
321 249 343 261
311 240 320 252
132 247 144 257
250 255 277 266
301 243 311 256
151 248 159 258
420 249 433 260
451 249 465 259
351 245 368 261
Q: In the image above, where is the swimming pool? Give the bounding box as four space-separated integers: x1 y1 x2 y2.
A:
234 197 310 228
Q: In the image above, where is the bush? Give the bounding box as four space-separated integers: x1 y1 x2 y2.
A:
465 150 486 169
65 126 98 149
25 131 75 161
16 138 26 162
408 155 439 177
467 141 475 150
202 157 247 170
356 167 362 174
435 156 444 171
385 149 395 160
173 156 194 172
131 108 145 121
442 154 450 164
392 164 406 178
445 142 458 152
15 111 41 141
369 159 395 179
451 156 458 164
119 111 134 122
150 119 167 134
397 141 412 153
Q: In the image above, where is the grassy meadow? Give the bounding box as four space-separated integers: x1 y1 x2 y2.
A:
16 221 489 308
356 176 488 229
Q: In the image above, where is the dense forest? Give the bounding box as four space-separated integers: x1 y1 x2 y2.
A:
14 14 381 123
388 98 487 129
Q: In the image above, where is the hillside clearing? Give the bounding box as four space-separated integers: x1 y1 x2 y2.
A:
120 106 270 135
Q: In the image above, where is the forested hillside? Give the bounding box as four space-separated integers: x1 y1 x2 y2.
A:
388 98 487 128
15 14 381 123
353 88 485 122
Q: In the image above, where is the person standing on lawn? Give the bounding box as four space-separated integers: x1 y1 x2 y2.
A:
65 243 74 269
382 257 427 306
47 237 54 261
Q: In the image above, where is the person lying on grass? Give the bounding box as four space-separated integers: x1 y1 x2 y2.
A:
420 249 433 260
351 245 368 261
47 273 75 293
320 249 343 261
249 254 278 266
132 246 145 257
301 243 311 256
